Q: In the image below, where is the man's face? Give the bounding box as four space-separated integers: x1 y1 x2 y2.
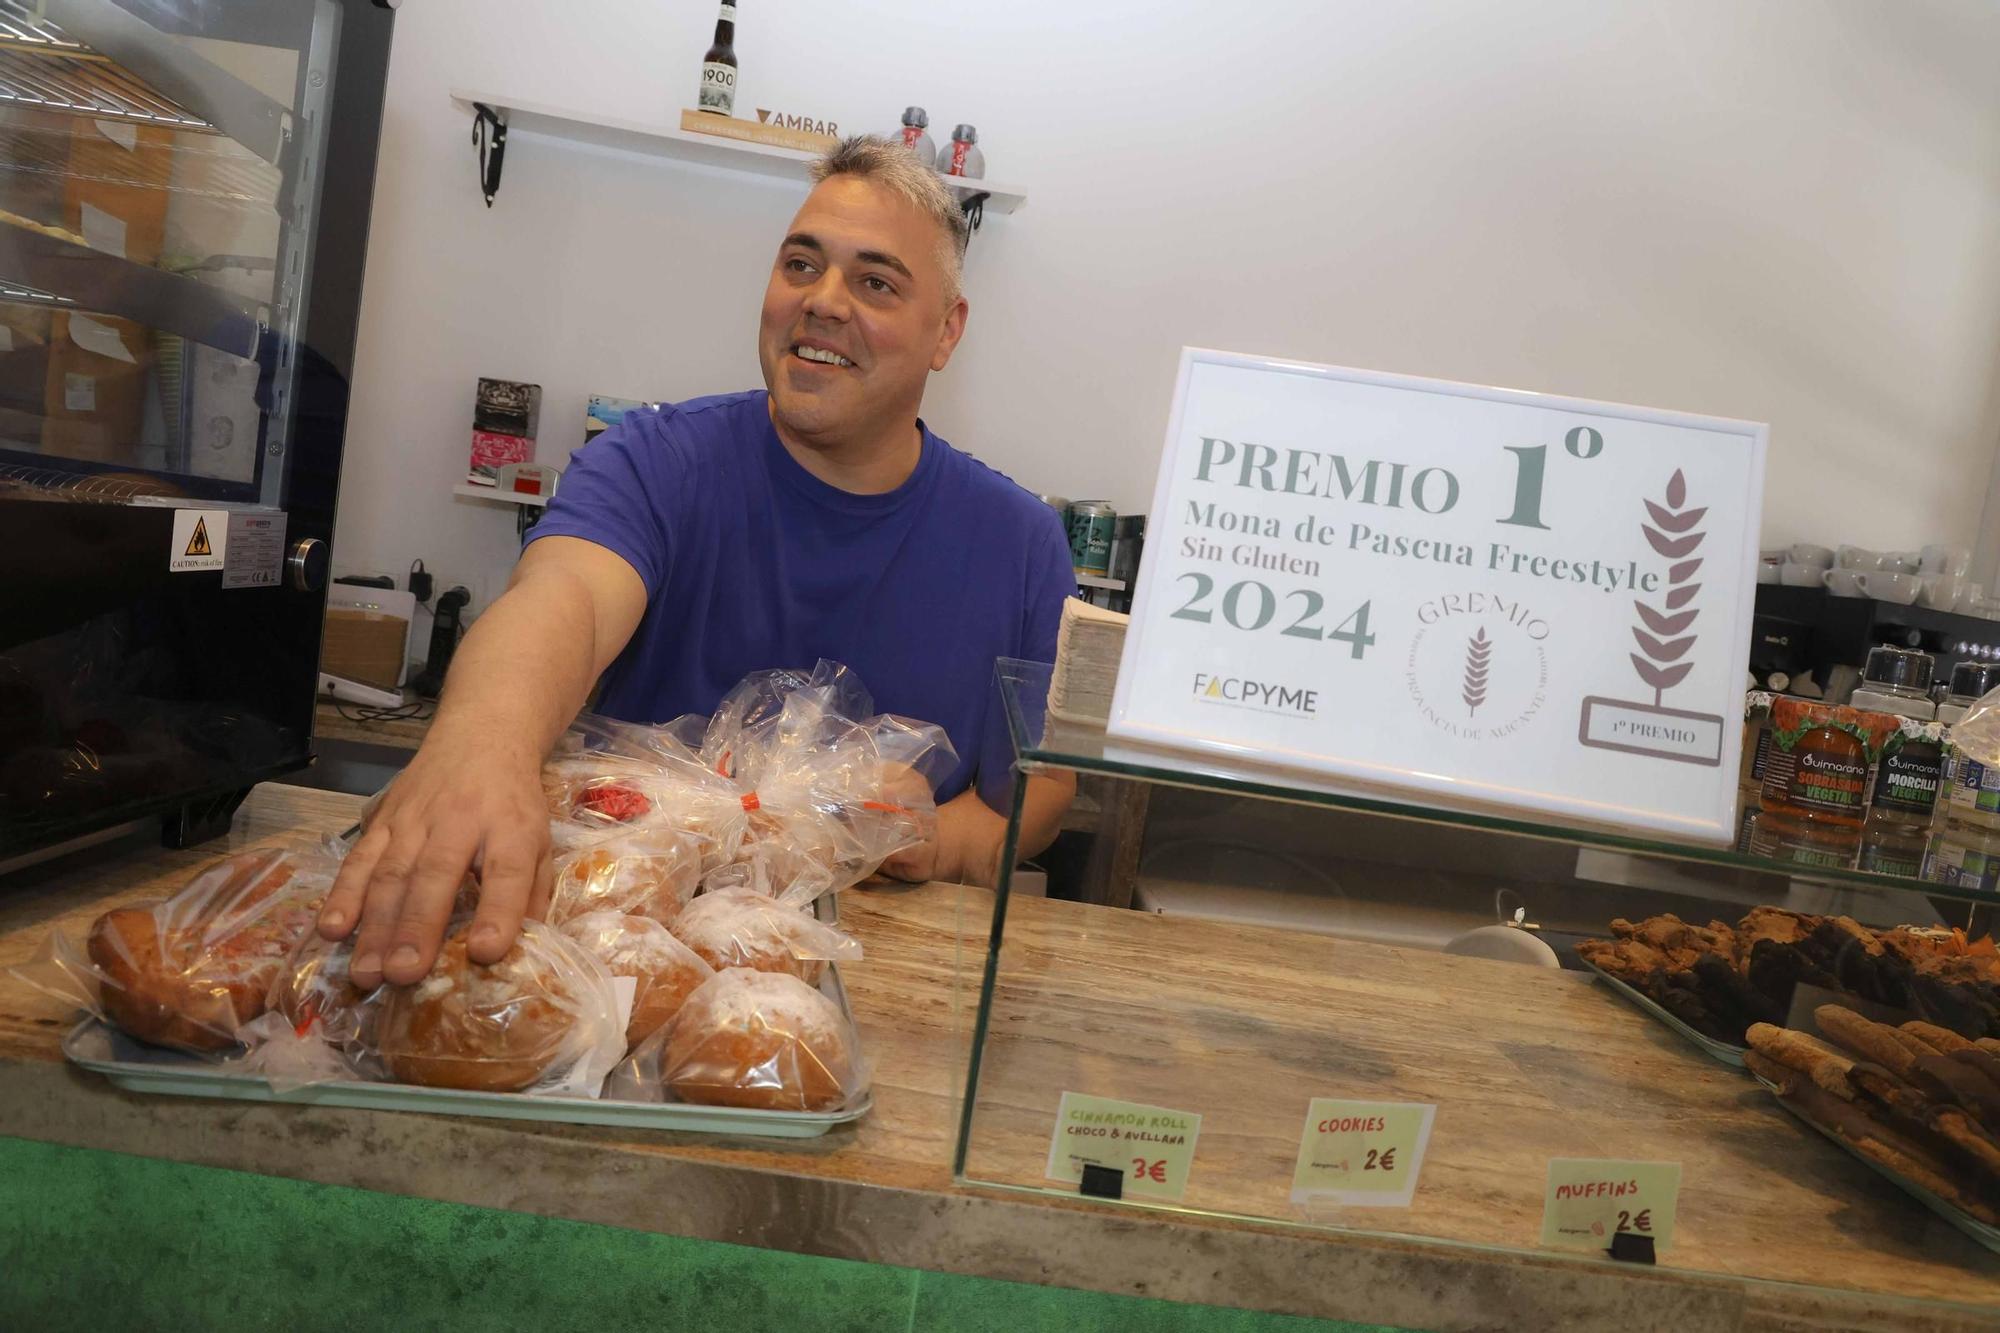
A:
759 176 967 447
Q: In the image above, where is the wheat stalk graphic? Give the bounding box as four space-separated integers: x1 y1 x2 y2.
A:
1631 469 1706 706
1463 627 1491 717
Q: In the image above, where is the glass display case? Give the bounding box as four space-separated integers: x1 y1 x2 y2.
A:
954 659 2000 1317
0 0 394 857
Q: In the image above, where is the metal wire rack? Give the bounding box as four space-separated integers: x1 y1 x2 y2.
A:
0 460 176 499
0 0 210 130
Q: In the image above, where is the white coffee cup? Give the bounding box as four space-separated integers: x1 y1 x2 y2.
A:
1885 551 1923 574
1784 563 1828 587
1757 561 1781 585
1921 574 1967 610
1822 567 1867 596
1923 544 1973 577
1857 571 1920 604
1838 545 1885 571
1788 543 1835 570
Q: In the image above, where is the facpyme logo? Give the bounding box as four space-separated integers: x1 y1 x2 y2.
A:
1192 673 1319 717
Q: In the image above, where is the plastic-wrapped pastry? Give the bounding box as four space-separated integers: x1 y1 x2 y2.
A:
560 910 714 1050
693 662 955 891
268 928 375 1050
70 848 333 1053
372 919 625 1094
659 967 865 1111
541 746 750 870
542 752 667 824
669 886 861 985
547 822 703 927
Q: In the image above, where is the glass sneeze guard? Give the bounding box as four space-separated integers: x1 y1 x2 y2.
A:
953 658 2000 1321
994 659 1997 903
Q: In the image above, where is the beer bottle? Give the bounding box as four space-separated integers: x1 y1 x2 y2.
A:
698 2 738 116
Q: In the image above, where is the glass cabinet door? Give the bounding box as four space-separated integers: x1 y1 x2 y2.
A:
0 1 392 857
0 0 345 507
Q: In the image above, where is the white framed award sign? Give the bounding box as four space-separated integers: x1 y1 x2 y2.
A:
1108 349 1768 841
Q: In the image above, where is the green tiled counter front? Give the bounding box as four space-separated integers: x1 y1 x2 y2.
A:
0 1138 1412 1333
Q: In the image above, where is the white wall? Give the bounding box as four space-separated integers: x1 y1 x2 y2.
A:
332 0 2000 611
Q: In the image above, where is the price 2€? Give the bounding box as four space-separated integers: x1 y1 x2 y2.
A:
1363 1147 1397 1173
1615 1208 1652 1235
1170 574 1376 659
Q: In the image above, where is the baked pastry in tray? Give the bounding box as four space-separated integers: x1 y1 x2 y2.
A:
669 887 861 986
1582 910 2000 1050
84 849 330 1053
560 910 714 1051
1748 1006 2000 1238
657 967 863 1112
373 920 623 1093
547 822 703 928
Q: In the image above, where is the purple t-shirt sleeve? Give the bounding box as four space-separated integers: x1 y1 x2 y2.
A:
524 414 675 595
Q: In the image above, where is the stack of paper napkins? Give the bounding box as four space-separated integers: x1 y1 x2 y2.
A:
1046 597 1129 724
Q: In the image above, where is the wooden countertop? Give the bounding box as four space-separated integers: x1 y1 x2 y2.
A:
0 785 1993 1333
312 696 432 750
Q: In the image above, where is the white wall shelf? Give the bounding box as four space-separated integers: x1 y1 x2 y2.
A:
453 482 551 509
449 90 1027 214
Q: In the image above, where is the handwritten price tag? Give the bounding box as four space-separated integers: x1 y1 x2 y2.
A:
1540 1159 1681 1253
1043 1092 1202 1202
1289 1099 1436 1207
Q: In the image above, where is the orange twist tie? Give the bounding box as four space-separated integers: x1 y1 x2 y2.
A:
292 995 322 1039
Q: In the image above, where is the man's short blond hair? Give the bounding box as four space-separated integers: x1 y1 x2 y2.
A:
811 135 969 302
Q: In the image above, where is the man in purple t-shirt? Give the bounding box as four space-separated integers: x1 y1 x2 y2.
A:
321 139 1077 990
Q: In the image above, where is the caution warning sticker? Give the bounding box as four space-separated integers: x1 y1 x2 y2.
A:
170 508 229 573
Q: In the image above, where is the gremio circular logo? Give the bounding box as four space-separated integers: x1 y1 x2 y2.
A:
1405 591 1550 740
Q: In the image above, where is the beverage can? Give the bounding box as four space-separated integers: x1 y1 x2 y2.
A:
1065 501 1115 576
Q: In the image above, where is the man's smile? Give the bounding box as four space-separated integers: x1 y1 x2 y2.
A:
792 339 855 369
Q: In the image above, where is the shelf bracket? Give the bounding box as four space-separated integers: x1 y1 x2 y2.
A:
960 191 988 243
472 102 507 207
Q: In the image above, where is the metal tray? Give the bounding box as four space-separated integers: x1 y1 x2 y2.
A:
1582 955 1749 1068
1753 1073 2000 1255
62 961 872 1140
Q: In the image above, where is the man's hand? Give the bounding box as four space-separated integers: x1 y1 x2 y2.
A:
879 772 1075 888
880 789 1009 887
318 727 553 988
318 536 649 990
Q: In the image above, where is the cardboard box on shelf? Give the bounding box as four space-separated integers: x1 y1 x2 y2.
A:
322 602 413 692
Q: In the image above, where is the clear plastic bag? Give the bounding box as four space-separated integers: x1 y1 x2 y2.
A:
9 846 339 1054
558 910 715 1051
647 967 868 1112
228 928 387 1094
368 919 627 1096
542 738 750 871
668 886 862 985
546 821 703 927
268 926 377 1052
228 1010 371 1094
1954 685 2000 767
695 661 957 891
